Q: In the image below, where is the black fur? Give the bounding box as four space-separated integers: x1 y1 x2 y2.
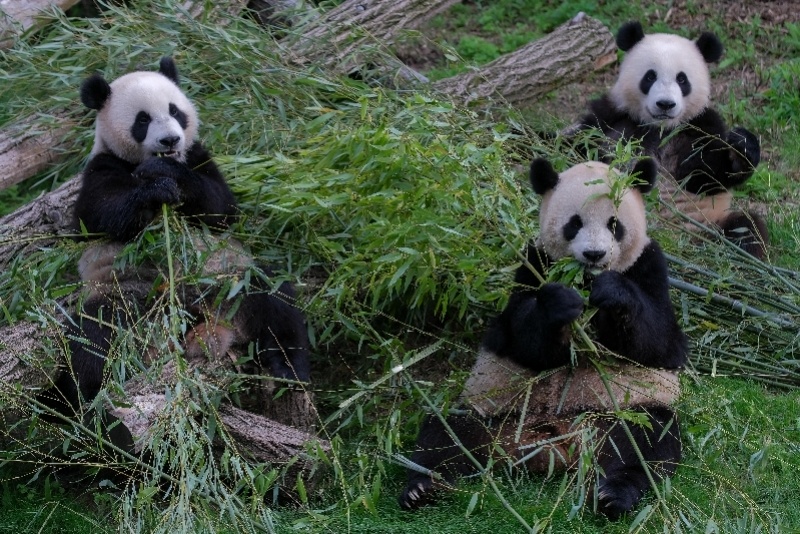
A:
486 242 687 371
581 95 761 195
529 158 560 193
594 407 681 519
631 157 658 192
616 21 645 51
75 142 236 241
158 56 180 85
81 74 112 110
695 32 723 63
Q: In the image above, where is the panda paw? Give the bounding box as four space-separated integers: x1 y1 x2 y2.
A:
537 283 584 327
727 127 761 171
597 479 641 520
588 271 638 315
399 479 439 510
134 156 190 183
139 176 181 206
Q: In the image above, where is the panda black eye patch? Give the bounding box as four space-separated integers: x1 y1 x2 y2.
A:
607 216 626 242
639 69 657 95
676 71 692 96
169 103 189 129
131 111 151 143
563 214 583 241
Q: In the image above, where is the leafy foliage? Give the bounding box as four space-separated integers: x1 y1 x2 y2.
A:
0 1 799 533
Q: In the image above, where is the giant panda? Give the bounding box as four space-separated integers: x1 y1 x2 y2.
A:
570 21 767 259
51 57 311 413
399 157 688 520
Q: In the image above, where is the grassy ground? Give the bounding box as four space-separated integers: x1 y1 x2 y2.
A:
0 1 799 533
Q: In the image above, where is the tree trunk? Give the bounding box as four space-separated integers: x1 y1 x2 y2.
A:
434 12 615 106
0 0 80 49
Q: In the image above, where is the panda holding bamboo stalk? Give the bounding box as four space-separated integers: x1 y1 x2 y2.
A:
400 157 688 520
49 57 311 417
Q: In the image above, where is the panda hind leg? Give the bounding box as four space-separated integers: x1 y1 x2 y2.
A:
42 297 122 416
236 270 310 384
718 210 769 260
594 407 681 520
400 413 493 510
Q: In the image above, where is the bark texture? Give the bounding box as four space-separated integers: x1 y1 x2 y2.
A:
0 322 60 391
285 0 458 81
0 113 77 193
0 0 80 49
434 12 616 106
0 174 80 263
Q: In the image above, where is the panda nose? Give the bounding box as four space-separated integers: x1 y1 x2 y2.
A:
159 136 180 148
583 250 606 263
656 100 676 111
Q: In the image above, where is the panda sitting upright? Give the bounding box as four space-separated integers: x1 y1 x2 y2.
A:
571 21 766 258
52 57 311 414
400 157 688 520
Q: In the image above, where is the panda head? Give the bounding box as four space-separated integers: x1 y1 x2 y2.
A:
531 158 657 273
81 57 199 164
609 21 723 128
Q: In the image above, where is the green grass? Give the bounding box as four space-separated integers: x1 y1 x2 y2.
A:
0 478 110 533
0 1 799 533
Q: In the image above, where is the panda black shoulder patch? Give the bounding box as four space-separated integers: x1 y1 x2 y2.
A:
399 157 687 520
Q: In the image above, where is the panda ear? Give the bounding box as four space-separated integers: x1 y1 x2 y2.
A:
80 74 111 110
616 21 645 52
695 32 723 63
630 158 658 193
529 158 560 194
158 56 180 86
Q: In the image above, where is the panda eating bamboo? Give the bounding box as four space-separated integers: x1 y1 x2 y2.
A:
570 21 767 258
399 157 688 520
50 57 311 414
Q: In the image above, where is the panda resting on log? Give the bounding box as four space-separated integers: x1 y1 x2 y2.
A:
399 157 688 520
49 57 311 415
569 21 767 259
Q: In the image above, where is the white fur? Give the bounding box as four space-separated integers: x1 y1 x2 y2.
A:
537 162 649 273
610 33 711 128
92 71 199 164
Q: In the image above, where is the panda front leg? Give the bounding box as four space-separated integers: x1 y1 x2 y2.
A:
400 412 493 510
725 127 761 183
594 407 681 520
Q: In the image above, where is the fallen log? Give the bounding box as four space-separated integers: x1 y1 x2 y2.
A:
286 0 458 79
0 318 326 466
434 12 616 106
0 173 80 264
